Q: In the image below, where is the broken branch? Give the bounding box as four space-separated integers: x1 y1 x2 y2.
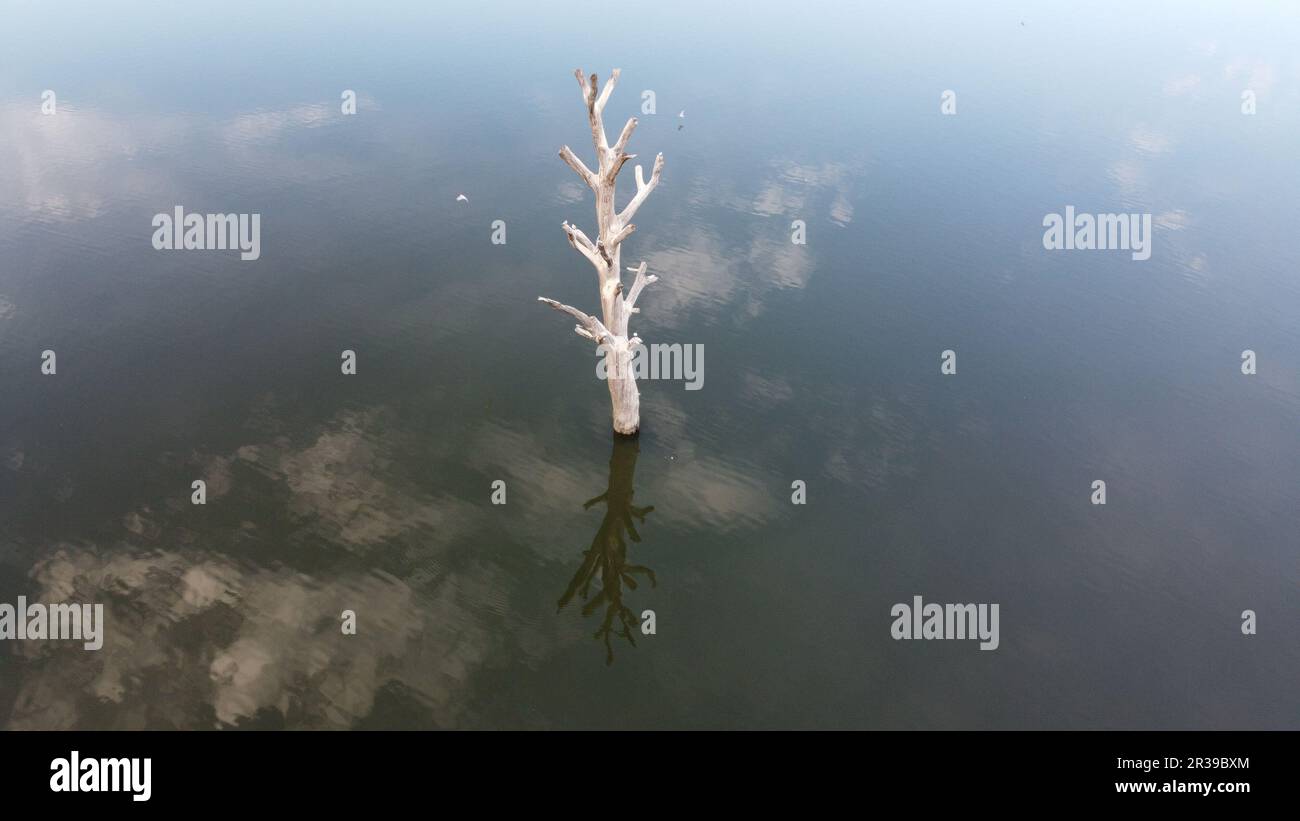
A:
561 221 603 271
538 297 612 345
624 261 657 314
618 152 664 226
559 145 596 188
612 117 637 154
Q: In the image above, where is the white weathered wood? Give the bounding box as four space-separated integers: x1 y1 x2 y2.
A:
537 297 612 345
623 261 657 324
540 68 665 435
559 146 596 189
618 153 664 227
561 221 602 271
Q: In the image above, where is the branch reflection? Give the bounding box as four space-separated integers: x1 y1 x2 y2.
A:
557 434 656 665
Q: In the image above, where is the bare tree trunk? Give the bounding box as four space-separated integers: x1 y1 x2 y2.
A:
539 69 664 435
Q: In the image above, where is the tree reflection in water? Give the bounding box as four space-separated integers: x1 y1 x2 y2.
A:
557 434 656 665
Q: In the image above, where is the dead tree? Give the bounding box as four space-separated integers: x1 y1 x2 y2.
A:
539 68 664 435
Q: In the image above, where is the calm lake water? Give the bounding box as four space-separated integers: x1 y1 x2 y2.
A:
1 1 1297 729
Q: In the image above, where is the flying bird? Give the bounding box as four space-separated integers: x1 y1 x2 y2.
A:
455 193 468 203
677 110 685 118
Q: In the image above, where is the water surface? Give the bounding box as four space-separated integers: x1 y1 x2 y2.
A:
1 0 1297 728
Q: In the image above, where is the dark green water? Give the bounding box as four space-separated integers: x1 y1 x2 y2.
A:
0 1 1297 728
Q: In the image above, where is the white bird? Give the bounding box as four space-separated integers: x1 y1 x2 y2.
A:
455 193 468 203
677 110 685 118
